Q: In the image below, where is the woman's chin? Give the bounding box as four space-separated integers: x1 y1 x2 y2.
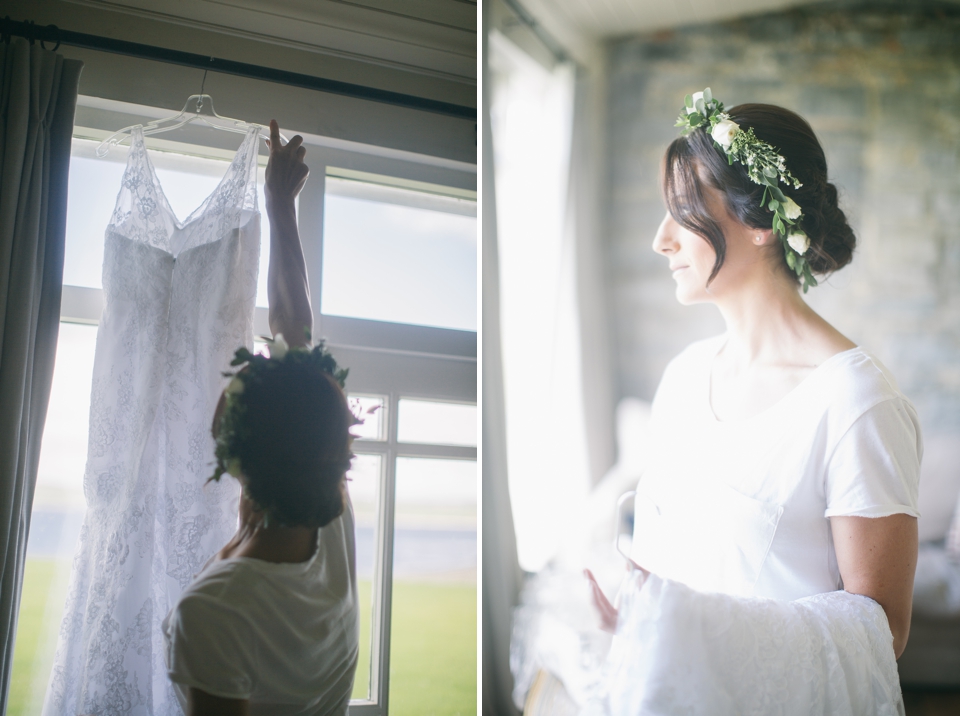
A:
674 284 710 305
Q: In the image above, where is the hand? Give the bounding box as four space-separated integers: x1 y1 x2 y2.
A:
584 569 619 633
264 119 308 207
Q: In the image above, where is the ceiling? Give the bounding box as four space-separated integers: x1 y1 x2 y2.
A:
517 0 960 66
65 0 477 84
531 0 820 39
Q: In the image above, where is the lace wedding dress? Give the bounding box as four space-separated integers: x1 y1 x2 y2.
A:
581 572 904 716
43 126 262 716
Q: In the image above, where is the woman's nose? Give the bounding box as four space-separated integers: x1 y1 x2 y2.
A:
652 212 678 255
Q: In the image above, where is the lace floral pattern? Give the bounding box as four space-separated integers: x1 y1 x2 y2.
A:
43 126 262 716
581 573 905 716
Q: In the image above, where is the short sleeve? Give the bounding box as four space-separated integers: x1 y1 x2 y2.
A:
165 592 256 700
824 397 922 519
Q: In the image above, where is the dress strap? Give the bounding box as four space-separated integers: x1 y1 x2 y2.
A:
107 124 177 252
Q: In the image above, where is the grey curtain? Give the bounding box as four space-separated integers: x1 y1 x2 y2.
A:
482 7 522 716
0 37 82 712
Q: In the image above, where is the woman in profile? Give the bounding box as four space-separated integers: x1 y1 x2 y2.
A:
162 120 360 716
586 93 920 713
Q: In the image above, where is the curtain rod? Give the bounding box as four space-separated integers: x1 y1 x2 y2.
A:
499 0 571 66
0 17 476 121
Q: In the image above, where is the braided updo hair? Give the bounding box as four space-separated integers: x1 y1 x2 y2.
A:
662 103 856 284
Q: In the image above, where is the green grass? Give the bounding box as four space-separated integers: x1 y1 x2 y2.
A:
353 579 373 699
9 559 58 716
389 581 477 716
10 562 476 716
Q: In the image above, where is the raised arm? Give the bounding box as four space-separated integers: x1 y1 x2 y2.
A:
264 119 312 348
832 513 918 659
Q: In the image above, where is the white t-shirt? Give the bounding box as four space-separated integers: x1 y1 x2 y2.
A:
162 501 359 716
630 336 922 602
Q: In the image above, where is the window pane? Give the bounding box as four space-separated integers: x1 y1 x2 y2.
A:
347 453 382 702
397 399 476 447
321 177 477 331
348 395 386 442
10 323 97 714
390 458 476 716
64 138 275 307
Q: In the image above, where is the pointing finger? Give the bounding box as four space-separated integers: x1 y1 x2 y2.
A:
287 135 304 151
269 119 281 148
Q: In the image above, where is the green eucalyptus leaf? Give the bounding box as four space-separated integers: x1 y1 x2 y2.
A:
704 87 712 103
695 98 706 114
769 199 779 211
786 251 796 269
763 166 777 178
685 94 693 109
771 186 786 203
688 112 702 125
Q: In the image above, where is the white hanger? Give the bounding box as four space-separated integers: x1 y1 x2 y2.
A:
96 93 287 157
615 490 637 569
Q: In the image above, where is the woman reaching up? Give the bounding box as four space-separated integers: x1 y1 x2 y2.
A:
162 120 360 716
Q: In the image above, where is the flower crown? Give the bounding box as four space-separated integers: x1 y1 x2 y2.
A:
210 333 351 484
675 88 817 292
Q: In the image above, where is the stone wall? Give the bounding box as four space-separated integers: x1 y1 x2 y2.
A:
605 0 960 443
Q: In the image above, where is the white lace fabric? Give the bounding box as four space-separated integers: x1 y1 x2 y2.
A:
43 126 262 716
582 572 905 716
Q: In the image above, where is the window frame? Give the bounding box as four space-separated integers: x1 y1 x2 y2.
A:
59 96 477 716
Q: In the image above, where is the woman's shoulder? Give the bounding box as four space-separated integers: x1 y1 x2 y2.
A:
816 348 909 409
176 558 260 609
809 347 920 444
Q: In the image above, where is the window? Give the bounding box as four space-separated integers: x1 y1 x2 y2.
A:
10 97 476 716
321 171 477 331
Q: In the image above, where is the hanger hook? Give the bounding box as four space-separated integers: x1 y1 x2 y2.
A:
615 491 637 565
197 69 208 113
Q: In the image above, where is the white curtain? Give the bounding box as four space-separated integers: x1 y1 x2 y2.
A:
489 31 591 573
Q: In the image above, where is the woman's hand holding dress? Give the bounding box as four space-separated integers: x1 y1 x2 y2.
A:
585 562 649 634
264 118 312 348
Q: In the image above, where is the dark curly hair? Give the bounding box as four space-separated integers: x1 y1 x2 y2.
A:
662 103 856 285
212 344 354 528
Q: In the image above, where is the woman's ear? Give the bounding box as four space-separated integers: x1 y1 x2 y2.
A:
753 228 775 247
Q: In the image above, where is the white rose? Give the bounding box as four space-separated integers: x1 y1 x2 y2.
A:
782 196 802 220
225 376 244 395
685 91 705 115
787 231 810 256
270 333 288 360
711 119 740 148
